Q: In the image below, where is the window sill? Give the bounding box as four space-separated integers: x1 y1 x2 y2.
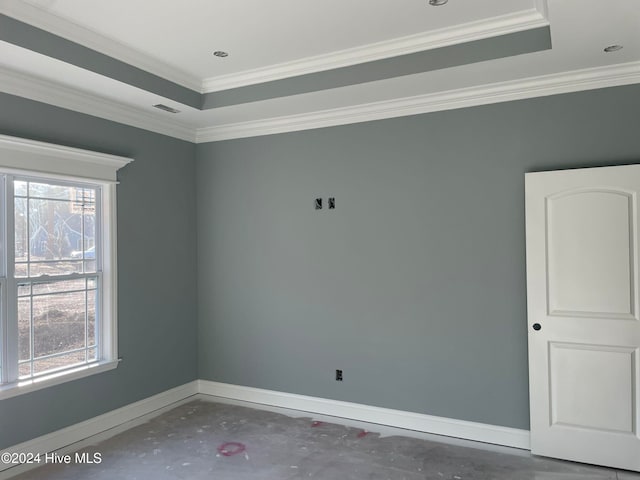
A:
0 359 120 401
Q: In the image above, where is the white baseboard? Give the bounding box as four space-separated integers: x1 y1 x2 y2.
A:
197 380 531 450
1 379 530 479
0 381 198 479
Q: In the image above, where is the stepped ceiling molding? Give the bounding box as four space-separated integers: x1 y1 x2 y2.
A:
0 0 638 143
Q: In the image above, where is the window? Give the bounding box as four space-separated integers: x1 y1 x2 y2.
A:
0 134 131 398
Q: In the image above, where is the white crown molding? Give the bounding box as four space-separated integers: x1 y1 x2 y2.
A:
0 381 198 480
0 0 202 92
201 6 549 93
534 0 549 20
196 61 640 143
198 380 530 449
0 66 197 143
0 134 131 171
0 130 133 183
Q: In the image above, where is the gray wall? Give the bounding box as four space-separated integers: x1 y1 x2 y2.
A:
0 93 198 449
196 84 640 430
2 82 639 446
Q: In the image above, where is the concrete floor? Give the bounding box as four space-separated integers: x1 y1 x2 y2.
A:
9 400 640 480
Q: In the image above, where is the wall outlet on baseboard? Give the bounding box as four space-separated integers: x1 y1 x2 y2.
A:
335 369 343 381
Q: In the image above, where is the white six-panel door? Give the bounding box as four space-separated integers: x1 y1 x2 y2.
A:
526 165 640 471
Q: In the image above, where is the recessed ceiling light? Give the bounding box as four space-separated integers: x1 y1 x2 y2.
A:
429 0 448 5
213 51 229 58
603 45 623 53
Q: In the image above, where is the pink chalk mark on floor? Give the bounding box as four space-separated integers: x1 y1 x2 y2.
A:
217 442 246 457
311 421 324 428
357 430 369 438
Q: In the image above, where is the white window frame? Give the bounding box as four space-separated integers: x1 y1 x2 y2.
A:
0 134 132 400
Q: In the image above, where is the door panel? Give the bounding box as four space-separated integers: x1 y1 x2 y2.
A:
547 190 634 318
526 165 640 471
549 343 635 433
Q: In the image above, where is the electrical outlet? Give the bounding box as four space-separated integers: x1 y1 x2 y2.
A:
335 369 343 381
315 198 322 210
328 197 335 209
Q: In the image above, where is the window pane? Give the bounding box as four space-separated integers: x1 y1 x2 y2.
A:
33 351 86 376
32 278 86 295
18 362 31 378
28 182 75 201
14 180 27 197
88 288 96 347
77 188 96 211
87 347 97 362
15 263 28 278
29 261 82 277
82 212 96 272
33 290 86 358
28 199 81 262
14 197 28 263
18 297 31 363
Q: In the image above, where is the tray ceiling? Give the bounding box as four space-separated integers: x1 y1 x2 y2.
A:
0 0 638 143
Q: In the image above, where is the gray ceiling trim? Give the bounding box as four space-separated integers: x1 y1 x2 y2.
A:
0 14 202 109
0 69 196 142
195 61 640 144
0 13 551 112
201 27 551 109
4 59 640 145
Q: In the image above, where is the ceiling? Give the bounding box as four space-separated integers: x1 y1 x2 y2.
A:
16 0 539 84
0 0 639 143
